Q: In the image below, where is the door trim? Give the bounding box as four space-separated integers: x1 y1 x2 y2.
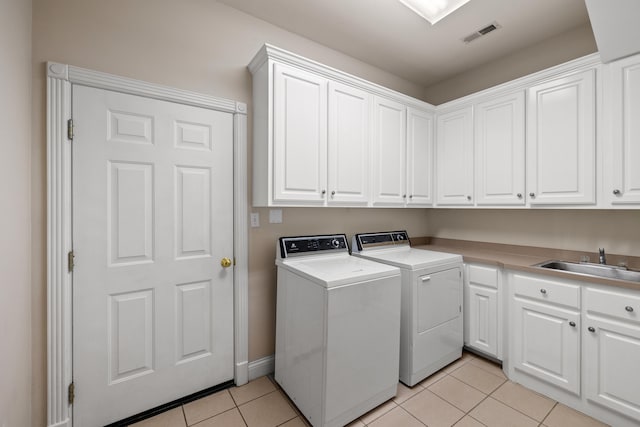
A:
46 62 249 427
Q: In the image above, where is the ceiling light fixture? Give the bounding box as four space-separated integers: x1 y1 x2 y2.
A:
398 0 472 25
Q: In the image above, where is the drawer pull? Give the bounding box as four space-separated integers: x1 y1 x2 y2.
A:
540 289 547 294
421 276 432 282
569 321 576 327
588 326 596 333
626 306 634 312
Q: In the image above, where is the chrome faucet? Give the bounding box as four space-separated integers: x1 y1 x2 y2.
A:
599 248 606 265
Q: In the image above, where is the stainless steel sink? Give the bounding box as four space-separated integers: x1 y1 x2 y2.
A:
536 260 640 283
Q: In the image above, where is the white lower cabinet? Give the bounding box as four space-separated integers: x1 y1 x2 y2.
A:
583 286 640 421
506 272 640 426
464 263 502 359
511 272 581 395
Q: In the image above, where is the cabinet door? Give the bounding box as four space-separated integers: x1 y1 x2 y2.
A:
474 92 525 206
584 316 640 420
406 108 434 206
466 283 498 357
527 69 596 205
327 82 370 206
436 106 473 205
273 62 327 204
513 298 580 395
371 96 406 205
608 55 640 205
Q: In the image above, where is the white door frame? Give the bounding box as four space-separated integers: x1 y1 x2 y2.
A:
46 62 249 427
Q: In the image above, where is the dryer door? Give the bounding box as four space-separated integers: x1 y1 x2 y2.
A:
418 267 462 334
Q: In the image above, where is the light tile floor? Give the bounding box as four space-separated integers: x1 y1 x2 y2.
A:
130 352 610 427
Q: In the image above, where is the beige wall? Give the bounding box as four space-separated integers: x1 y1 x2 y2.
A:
0 0 32 426
27 2 631 425
423 23 598 104
30 2 428 425
428 209 640 256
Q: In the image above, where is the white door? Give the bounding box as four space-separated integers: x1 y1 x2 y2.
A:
371 96 406 205
72 86 234 425
466 283 498 357
436 106 474 206
608 55 640 205
273 62 328 204
474 91 525 206
513 298 580 395
327 81 370 206
584 316 640 420
527 69 596 205
406 107 434 207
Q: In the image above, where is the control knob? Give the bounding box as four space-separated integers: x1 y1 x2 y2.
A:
331 238 341 248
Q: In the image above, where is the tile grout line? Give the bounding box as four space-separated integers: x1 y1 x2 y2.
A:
539 401 559 426
396 404 428 427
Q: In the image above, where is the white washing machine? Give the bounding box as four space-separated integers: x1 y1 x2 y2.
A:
352 231 464 386
275 234 401 427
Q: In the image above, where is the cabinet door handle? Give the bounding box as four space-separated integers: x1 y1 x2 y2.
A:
321 189 326 195
613 189 621 195
569 321 576 327
331 190 335 196
409 195 413 199
403 194 407 198
517 193 522 199
540 289 547 294
466 195 472 201
626 306 634 312
588 326 596 333
529 192 536 198
421 276 431 282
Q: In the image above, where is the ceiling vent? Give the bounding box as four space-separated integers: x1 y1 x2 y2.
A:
463 21 501 44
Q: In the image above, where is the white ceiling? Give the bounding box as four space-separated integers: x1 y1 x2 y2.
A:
218 0 592 87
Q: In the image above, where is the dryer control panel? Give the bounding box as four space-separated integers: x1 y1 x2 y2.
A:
352 230 411 252
279 234 349 258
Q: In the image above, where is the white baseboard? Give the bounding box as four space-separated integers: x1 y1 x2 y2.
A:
248 355 275 381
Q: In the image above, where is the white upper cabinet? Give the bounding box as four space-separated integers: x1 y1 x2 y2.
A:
436 106 474 206
272 62 328 205
607 54 640 205
371 96 407 206
474 92 526 206
249 44 436 207
406 108 434 206
526 69 596 205
327 81 370 206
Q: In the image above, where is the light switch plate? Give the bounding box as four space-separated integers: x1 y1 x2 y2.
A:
250 212 260 227
269 209 283 224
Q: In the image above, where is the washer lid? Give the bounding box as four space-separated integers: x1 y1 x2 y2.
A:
355 246 462 270
277 253 400 288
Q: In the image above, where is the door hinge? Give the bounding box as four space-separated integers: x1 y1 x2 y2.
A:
67 119 74 141
68 382 75 405
68 250 75 272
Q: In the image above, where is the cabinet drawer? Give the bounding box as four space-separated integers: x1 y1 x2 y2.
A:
585 287 640 324
468 264 498 288
512 273 580 308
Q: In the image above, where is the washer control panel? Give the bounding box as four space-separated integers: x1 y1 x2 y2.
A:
279 234 349 258
352 230 411 252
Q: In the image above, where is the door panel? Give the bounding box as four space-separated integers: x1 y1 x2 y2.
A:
527 70 596 204
513 298 580 395
328 81 370 205
273 62 327 203
73 85 234 426
436 107 474 205
371 96 406 205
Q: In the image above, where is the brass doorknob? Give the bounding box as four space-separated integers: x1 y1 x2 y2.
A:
221 257 232 268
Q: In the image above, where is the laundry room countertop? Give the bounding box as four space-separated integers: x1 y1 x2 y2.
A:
412 237 640 291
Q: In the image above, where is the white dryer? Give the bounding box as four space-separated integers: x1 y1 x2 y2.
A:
275 234 401 427
352 231 464 386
